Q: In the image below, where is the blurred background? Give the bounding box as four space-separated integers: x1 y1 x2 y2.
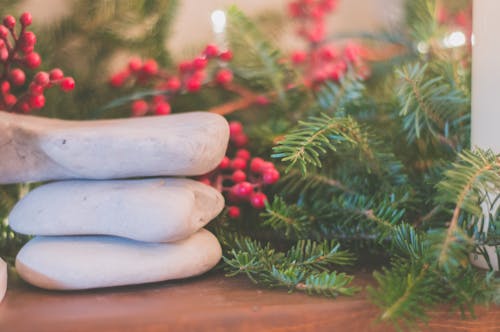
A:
21 0 404 58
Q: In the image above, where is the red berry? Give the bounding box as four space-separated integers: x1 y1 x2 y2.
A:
141 59 158 75
320 0 338 11
0 48 8 61
24 52 41 69
204 44 219 58
236 149 251 160
1 81 10 93
20 12 32 26
232 170 246 183
291 51 307 64
4 93 16 106
166 77 181 91
20 31 36 47
321 46 338 61
3 15 15 29
232 133 248 147
215 68 233 85
192 57 207 70
229 121 243 136
0 26 8 38
231 181 254 198
18 102 31 113
307 22 325 43
60 77 75 92
128 58 142 72
186 76 201 92
218 156 230 169
109 71 129 87
250 192 267 209
227 206 241 218
250 157 265 173
231 157 247 170
260 161 275 172
178 60 192 73
29 83 44 95
34 71 50 86
344 43 361 63
49 68 64 80
263 168 280 184
131 99 148 117
154 102 171 115
9 68 25 86
255 95 270 105
198 177 211 186
29 94 45 109
219 50 233 61
288 3 302 17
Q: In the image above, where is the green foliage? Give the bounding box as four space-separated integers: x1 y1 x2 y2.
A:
272 114 358 173
222 234 358 297
36 0 179 120
227 6 293 106
396 62 469 147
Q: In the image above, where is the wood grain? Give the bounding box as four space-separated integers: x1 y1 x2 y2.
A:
0 268 498 332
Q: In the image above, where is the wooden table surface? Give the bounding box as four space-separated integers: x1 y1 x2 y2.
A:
0 268 498 332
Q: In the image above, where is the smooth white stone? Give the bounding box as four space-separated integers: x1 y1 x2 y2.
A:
0 111 229 184
0 258 6 303
10 178 224 243
16 229 221 290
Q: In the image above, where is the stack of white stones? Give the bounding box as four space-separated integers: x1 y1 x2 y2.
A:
0 111 229 291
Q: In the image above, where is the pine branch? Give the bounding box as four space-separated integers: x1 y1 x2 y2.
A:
260 196 313 238
404 0 437 42
315 74 365 114
222 234 358 298
369 262 439 328
227 6 292 105
272 114 358 173
396 62 468 147
433 149 500 272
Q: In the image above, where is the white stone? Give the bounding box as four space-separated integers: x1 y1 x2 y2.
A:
0 257 6 303
16 229 221 290
0 111 229 184
10 178 224 243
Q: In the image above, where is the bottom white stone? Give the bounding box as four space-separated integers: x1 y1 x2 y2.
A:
15 229 221 290
0 258 6 302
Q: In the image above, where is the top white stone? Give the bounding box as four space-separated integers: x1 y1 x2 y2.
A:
0 111 229 184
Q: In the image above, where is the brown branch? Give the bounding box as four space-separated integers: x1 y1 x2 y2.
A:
208 83 261 116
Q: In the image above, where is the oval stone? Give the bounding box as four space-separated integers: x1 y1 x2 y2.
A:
0 111 229 184
10 178 224 243
15 229 221 290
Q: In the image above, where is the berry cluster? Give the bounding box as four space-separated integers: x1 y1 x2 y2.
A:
197 121 280 219
110 44 234 117
288 0 338 43
287 0 369 86
0 13 74 113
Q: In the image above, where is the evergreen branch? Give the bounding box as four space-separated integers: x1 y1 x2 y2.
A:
397 62 468 146
315 74 365 113
227 6 291 105
272 114 357 173
368 262 440 328
298 272 359 297
434 149 500 271
223 235 358 298
261 196 313 238
285 239 356 271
